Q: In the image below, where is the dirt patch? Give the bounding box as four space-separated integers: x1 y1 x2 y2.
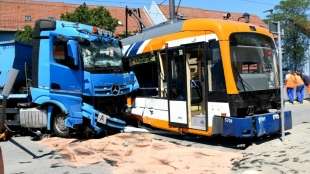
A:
40 133 241 174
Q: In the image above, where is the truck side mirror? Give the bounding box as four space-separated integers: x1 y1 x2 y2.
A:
118 41 123 49
67 40 79 69
122 58 130 71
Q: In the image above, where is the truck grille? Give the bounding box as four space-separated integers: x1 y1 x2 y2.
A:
94 85 130 96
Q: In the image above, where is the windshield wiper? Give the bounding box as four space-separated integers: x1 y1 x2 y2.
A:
233 65 254 92
238 73 255 92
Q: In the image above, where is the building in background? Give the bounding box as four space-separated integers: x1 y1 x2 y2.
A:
146 1 266 27
0 0 266 41
0 0 153 41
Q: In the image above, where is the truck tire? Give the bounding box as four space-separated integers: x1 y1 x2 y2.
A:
52 112 69 137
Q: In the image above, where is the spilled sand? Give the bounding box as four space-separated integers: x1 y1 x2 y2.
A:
40 133 241 174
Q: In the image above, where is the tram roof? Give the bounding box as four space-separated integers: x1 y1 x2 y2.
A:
121 18 272 45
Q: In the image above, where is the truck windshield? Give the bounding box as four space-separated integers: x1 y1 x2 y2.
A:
230 33 279 92
81 40 123 72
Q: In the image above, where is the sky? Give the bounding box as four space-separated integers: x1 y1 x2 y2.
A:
45 0 282 19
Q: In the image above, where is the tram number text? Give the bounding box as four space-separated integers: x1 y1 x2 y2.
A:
273 114 280 120
224 118 233 124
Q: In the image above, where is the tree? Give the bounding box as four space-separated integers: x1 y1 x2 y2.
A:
60 3 119 32
15 25 33 44
267 0 310 71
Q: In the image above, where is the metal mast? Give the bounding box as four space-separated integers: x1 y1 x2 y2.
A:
277 22 285 141
169 0 176 23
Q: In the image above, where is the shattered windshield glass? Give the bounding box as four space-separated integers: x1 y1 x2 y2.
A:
81 39 123 72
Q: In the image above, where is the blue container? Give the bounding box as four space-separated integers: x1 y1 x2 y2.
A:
0 41 32 90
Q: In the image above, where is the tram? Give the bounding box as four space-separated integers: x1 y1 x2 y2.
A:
122 18 292 138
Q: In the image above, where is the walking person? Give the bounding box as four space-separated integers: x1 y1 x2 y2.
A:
301 73 310 95
285 71 297 104
295 71 305 104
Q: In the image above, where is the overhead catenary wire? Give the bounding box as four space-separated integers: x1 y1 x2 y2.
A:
158 0 168 6
176 0 182 16
1 0 278 7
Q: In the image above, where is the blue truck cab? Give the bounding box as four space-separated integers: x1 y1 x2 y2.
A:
0 19 139 137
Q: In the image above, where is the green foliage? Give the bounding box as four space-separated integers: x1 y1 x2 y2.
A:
60 3 119 32
15 25 33 44
267 0 310 71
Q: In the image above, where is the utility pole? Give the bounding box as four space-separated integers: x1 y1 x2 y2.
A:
277 21 285 141
264 9 285 141
169 0 176 23
125 6 128 37
125 7 145 34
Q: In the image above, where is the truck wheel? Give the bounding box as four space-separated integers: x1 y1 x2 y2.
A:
52 113 69 137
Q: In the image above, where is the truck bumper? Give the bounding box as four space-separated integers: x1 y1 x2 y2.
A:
65 103 126 133
212 111 292 138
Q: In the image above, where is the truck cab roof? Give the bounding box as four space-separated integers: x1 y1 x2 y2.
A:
34 19 117 42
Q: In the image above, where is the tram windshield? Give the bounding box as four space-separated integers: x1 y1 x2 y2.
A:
230 33 279 92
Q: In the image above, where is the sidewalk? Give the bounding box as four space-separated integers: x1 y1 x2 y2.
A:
232 123 310 174
285 98 310 105
283 87 310 101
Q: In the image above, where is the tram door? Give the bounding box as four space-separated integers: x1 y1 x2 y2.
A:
186 44 208 130
167 48 189 127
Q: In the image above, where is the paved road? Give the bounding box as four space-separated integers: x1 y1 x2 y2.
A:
1 101 309 174
0 136 112 174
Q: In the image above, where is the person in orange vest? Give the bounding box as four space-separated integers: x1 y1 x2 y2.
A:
285 71 297 104
295 71 305 104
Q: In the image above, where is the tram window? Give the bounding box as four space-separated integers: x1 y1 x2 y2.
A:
130 53 159 97
169 53 187 100
185 46 204 104
209 41 226 92
159 52 168 98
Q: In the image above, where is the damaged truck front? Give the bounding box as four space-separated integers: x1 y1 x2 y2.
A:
0 19 139 137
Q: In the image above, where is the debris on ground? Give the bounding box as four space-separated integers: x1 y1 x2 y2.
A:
40 133 241 174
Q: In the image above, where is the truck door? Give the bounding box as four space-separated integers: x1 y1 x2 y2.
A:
167 48 189 127
50 37 83 95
